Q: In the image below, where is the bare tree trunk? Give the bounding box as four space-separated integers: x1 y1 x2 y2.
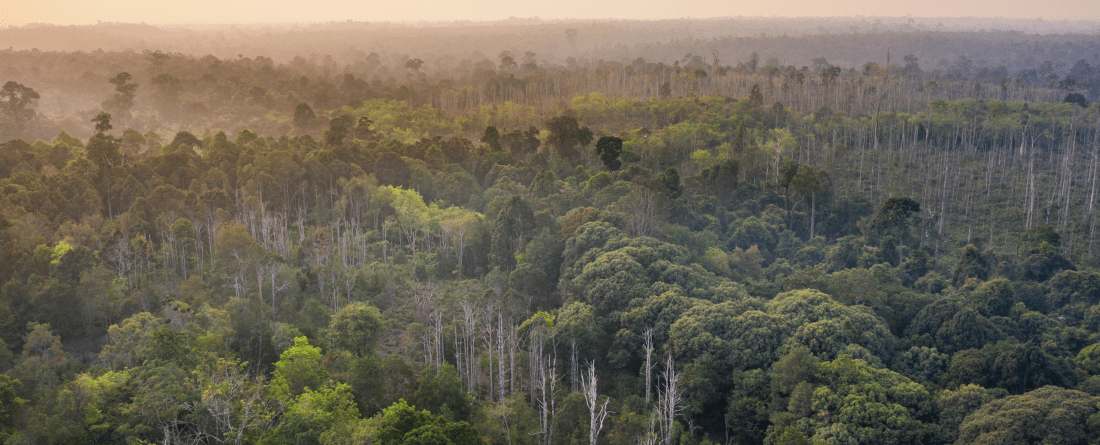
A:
644 326 654 404
655 353 682 445
581 360 610 445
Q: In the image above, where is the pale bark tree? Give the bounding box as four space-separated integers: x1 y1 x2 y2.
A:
581 360 610 445
618 184 667 238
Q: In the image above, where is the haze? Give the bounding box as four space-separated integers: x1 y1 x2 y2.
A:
5 0 1100 26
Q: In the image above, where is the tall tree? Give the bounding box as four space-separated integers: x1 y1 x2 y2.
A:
595 136 623 172
544 115 593 161
490 195 535 270
581 360 610 445
0 81 39 138
103 72 138 121
873 196 921 265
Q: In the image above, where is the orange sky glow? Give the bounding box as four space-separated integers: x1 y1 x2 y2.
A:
3 0 1099 27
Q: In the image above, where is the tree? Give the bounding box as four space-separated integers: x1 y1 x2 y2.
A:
873 196 920 265
195 358 277 445
1064 93 1089 108
749 84 764 107
409 364 471 422
595 136 623 172
0 374 21 440
580 360 610 445
490 195 535 270
617 184 668 239
376 399 483 445
481 126 502 152
92 112 112 135
499 51 518 71
404 58 425 72
544 115 593 160
806 355 944 444
657 167 681 199
0 81 39 137
294 103 317 130
791 165 831 239
953 245 989 287
652 353 683 445
103 72 137 120
214 222 263 299
501 126 541 157
266 383 360 445
324 114 355 147
271 337 328 400
956 386 1099 444
696 159 739 205
326 302 384 357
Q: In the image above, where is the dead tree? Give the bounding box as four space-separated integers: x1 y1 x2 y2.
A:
581 360 610 445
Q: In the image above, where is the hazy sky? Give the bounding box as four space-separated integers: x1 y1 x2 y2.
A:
4 0 1099 26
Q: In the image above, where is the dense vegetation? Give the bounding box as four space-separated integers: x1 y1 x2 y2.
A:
3 22 1100 444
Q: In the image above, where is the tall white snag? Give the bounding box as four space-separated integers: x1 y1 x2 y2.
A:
643 326 654 404
655 353 683 445
581 360 610 445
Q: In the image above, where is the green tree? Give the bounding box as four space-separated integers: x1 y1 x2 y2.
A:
265 383 360 445
935 384 993 442
489 195 535 270
326 302 384 357
375 399 483 445
294 103 317 130
657 167 681 199
409 364 471 422
544 115 593 160
953 244 989 287
872 196 920 265
272 337 328 400
956 386 1099 444
807 355 943 444
324 114 355 147
0 375 22 440
967 278 1016 317
595 136 623 172
481 126 501 152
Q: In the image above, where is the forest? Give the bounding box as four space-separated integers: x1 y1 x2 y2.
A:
2 17 1100 445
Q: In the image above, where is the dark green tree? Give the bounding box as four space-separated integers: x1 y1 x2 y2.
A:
954 245 990 287
544 115 593 160
489 195 535 270
594 136 623 172
956 386 1099 444
873 196 921 265
294 103 317 130
481 126 501 152
92 112 112 135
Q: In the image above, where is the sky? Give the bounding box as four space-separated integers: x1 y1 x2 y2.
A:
3 0 1099 26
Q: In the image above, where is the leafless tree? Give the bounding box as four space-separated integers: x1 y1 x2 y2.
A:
618 184 667 238
643 326 655 404
535 353 561 445
654 353 684 445
581 360 610 445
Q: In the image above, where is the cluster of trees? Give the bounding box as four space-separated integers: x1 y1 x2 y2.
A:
3 32 1100 444
3 26 1097 145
